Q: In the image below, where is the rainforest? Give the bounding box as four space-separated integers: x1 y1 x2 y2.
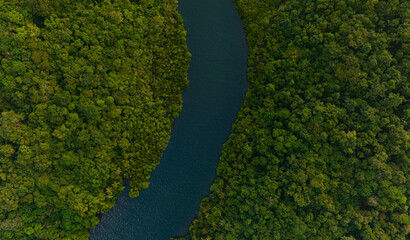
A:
182 0 409 239
0 0 189 238
0 0 409 239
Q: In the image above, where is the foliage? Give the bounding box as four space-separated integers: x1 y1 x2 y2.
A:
0 0 190 238
182 0 409 239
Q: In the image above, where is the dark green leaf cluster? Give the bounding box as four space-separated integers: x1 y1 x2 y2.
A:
183 0 408 239
0 0 190 238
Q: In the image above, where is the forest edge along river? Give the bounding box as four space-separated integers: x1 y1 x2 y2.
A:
89 0 248 239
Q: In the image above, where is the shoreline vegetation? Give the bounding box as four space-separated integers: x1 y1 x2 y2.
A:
0 0 190 239
181 0 408 239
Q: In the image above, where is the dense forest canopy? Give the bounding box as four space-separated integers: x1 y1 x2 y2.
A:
0 0 190 238
181 0 409 239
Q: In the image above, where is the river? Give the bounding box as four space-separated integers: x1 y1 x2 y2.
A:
89 0 248 239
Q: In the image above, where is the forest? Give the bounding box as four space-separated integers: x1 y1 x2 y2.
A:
0 0 190 239
181 0 409 239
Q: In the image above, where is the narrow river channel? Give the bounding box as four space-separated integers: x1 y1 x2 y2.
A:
89 0 248 239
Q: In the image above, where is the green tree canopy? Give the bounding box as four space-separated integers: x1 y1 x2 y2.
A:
0 0 190 238
181 0 409 239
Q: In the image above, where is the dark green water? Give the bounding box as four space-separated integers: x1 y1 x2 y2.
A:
89 0 248 239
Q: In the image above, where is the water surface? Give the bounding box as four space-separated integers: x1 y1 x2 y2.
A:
90 0 248 239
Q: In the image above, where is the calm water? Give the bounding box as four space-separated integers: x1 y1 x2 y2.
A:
89 0 248 239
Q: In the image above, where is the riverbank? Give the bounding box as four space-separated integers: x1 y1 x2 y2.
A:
89 0 248 239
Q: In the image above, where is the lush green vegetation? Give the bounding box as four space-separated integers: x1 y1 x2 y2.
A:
0 0 190 238
181 0 409 239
